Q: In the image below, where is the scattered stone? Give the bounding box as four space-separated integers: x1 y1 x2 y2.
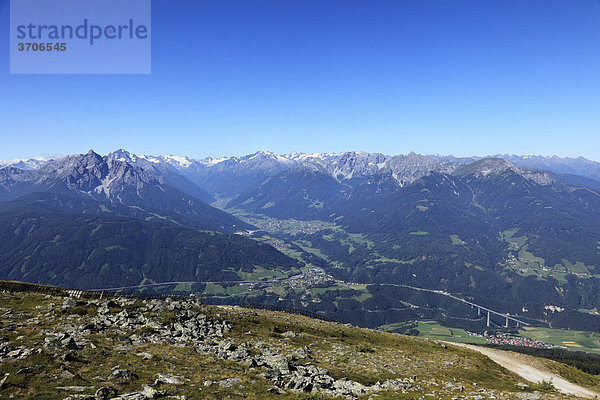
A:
109 392 147 400
136 352 153 360
268 386 285 394
286 364 335 394
107 369 134 381
154 373 184 385
260 354 291 375
63 396 95 400
62 351 79 362
62 298 77 308
0 342 38 361
0 373 9 389
60 369 76 379
95 386 117 400
217 377 242 388
141 384 166 398
292 347 310 360
56 386 93 392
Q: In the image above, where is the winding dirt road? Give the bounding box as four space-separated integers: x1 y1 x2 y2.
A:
451 343 600 399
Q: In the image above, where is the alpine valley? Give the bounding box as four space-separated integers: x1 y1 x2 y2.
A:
2 149 600 335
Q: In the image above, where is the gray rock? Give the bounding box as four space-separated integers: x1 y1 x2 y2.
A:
286 365 335 393
136 352 153 360
56 386 93 392
154 373 184 385
95 386 118 400
268 386 285 395
292 347 310 360
62 298 77 308
0 373 9 389
261 354 292 374
217 378 242 388
141 384 166 398
62 351 79 362
61 336 81 350
107 369 134 381
516 382 529 389
378 378 412 391
108 393 147 400
60 369 76 379
329 378 368 397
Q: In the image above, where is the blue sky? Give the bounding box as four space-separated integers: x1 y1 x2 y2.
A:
1 0 600 161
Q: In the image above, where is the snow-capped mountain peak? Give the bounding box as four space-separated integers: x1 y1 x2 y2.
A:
0 155 59 170
160 155 193 168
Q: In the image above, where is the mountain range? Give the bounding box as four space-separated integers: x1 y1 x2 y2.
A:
2 148 600 331
5 150 600 195
0 150 249 233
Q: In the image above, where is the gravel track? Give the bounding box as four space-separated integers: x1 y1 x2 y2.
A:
451 343 600 399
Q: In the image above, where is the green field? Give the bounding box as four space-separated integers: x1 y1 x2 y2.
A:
499 229 527 248
203 282 251 296
415 321 488 344
499 229 593 281
521 326 600 354
379 320 488 344
411 322 600 354
557 259 593 275
173 283 192 292
234 266 293 281
450 234 466 245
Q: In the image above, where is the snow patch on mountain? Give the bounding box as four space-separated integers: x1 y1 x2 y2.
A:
160 155 193 168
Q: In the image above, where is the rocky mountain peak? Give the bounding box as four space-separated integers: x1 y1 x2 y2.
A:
110 148 135 162
469 157 515 176
454 157 556 186
35 150 158 201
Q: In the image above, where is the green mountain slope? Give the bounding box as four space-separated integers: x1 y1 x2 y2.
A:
227 165 349 219
0 207 301 290
222 159 600 331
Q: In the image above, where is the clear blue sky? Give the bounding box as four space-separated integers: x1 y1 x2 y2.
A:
1 0 600 161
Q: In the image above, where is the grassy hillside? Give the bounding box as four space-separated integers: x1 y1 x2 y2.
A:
0 287 594 399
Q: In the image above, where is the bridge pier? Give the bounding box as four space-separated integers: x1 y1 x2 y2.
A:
486 311 490 327
505 316 509 328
